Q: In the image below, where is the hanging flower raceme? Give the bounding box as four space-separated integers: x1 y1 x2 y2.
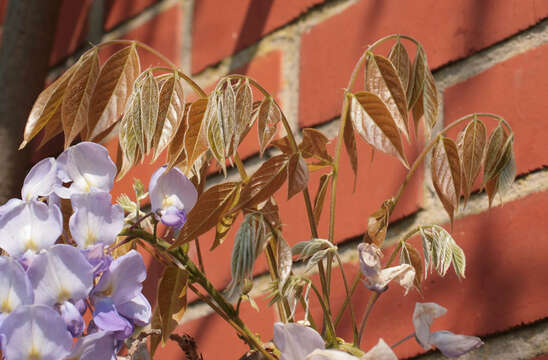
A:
149 165 198 229
413 302 483 358
91 250 151 340
358 243 415 294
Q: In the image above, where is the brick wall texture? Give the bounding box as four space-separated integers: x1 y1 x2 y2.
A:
2 0 548 358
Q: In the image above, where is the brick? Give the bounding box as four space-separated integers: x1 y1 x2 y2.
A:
49 0 92 66
155 296 277 359
299 0 548 127
445 44 548 177
104 0 159 31
533 356 548 360
191 0 324 73
102 3 182 68
307 189 548 358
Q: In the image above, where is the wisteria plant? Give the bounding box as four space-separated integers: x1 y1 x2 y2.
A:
0 34 515 360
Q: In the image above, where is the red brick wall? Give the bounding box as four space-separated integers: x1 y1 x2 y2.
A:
6 0 548 358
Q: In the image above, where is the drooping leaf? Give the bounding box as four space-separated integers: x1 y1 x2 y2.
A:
37 108 63 149
349 92 408 168
137 71 159 155
219 80 236 154
343 110 358 186
150 306 162 355
420 225 465 279
459 117 486 205
20 64 76 149
157 265 189 344
407 47 427 111
483 124 507 185
299 128 333 166
256 96 281 155
388 38 411 94
205 91 226 174
313 173 331 225
431 137 461 224
400 242 424 289
485 134 515 207
172 182 240 248
118 89 142 179
235 155 289 211
61 48 100 148
365 53 409 139
259 198 282 230
226 214 266 300
277 236 292 288
287 153 309 199
271 136 294 155
182 98 209 173
166 105 189 169
364 199 394 246
233 79 254 155
87 44 141 140
422 68 439 137
408 47 439 137
152 72 185 161
211 184 242 250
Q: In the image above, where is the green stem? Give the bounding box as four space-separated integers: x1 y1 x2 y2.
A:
307 280 337 346
229 73 333 335
124 228 276 360
391 333 416 349
265 240 290 323
357 291 380 344
334 271 361 328
334 254 359 346
234 152 249 183
194 237 206 274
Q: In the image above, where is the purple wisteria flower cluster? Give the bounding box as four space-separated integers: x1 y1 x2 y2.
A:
0 142 196 360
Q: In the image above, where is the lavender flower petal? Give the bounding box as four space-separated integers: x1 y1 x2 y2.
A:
21 157 59 201
92 250 146 305
93 298 133 340
0 304 72 360
81 243 112 276
362 339 398 360
273 322 325 360
0 256 34 313
0 198 23 218
117 293 152 326
305 349 359 359
413 302 448 349
66 330 117 360
55 142 117 197
0 200 62 256
28 244 94 305
69 192 124 248
59 300 85 337
429 330 483 358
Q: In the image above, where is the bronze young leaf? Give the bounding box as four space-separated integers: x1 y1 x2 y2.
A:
232 79 253 156
349 91 408 168
313 173 332 225
287 153 310 200
343 111 358 187
212 184 242 250
459 117 486 205
365 53 409 139
172 182 240 248
299 128 333 165
61 48 100 148
152 72 185 161
235 154 289 211
388 38 412 94
118 87 142 179
87 44 141 140
205 91 227 174
166 103 189 169
182 98 209 173
400 242 424 290
431 137 461 225
157 265 189 344
139 71 160 155
364 199 393 246
20 62 76 149
256 96 282 155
